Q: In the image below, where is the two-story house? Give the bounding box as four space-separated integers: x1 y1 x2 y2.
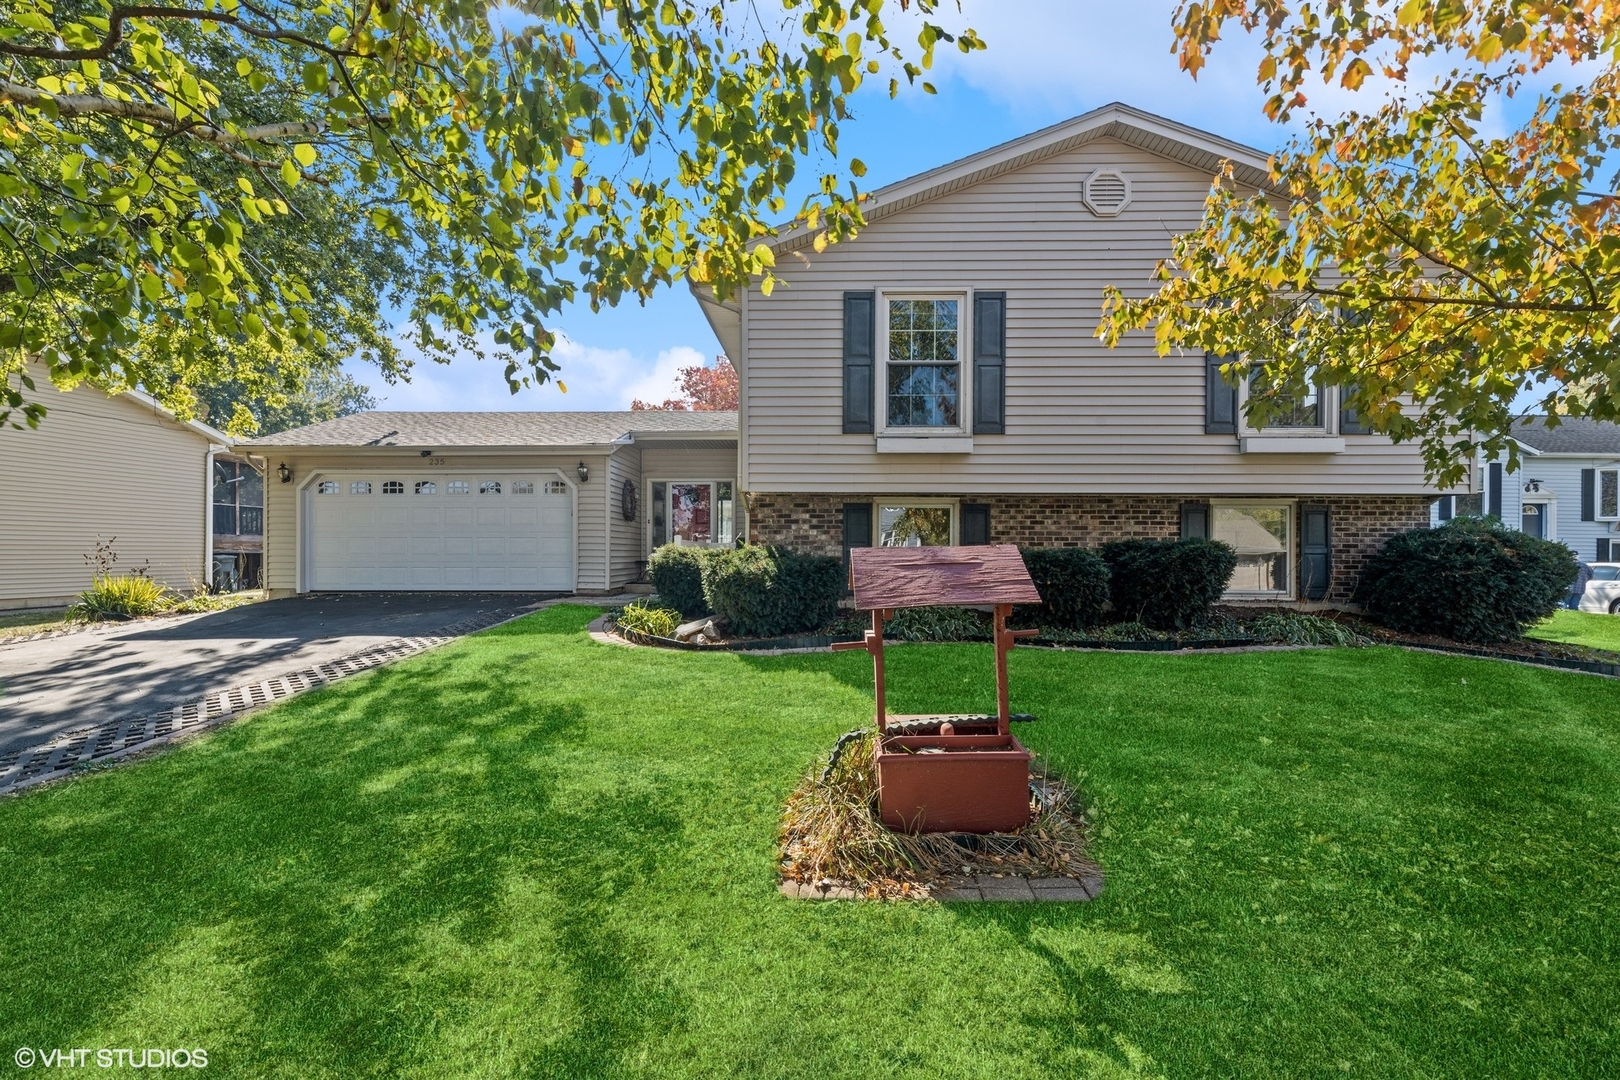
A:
692 102 1436 604
248 103 1437 604
1434 417 1620 563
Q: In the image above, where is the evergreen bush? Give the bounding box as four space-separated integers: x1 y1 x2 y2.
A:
1100 537 1238 630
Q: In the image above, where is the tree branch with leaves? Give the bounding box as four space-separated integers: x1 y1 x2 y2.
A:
0 0 981 428
1099 1 1620 484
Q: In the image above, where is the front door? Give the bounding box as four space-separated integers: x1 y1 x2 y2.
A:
1521 502 1546 539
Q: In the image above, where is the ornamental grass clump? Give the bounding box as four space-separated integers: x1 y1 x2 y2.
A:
1249 612 1369 648
69 574 170 621
1355 518 1577 643
612 600 681 638
885 605 990 642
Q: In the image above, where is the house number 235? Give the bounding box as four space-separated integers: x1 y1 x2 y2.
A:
425 457 446 465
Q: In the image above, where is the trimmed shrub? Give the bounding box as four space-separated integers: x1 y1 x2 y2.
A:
701 545 843 638
1354 518 1577 643
648 544 715 618
886 605 991 642
69 574 170 620
1017 547 1111 629
1101 537 1238 630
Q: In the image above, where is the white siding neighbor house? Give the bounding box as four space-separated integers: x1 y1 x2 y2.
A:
1433 417 1620 564
0 370 231 610
246 411 737 596
692 102 1438 605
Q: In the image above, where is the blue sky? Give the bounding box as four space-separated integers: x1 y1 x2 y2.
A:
347 0 1544 413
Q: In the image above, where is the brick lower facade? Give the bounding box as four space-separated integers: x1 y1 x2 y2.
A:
745 492 1432 604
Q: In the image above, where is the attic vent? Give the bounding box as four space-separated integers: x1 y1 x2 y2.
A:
1082 169 1132 217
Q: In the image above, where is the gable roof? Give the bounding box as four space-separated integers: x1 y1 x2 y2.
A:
1512 416 1620 455
244 409 737 449
117 385 233 446
768 101 1274 256
691 102 1277 359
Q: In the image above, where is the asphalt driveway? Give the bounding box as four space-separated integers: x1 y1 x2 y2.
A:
0 592 555 759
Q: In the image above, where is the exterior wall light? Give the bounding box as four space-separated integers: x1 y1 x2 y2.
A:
277 462 291 484
576 461 590 483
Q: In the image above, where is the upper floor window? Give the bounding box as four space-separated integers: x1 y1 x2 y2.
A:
885 297 960 429
1598 468 1620 520
1249 372 1323 430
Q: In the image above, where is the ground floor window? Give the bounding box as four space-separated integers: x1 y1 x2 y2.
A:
1214 503 1292 596
876 503 954 546
651 480 734 547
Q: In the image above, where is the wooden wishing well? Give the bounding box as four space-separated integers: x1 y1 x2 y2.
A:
830 545 1042 833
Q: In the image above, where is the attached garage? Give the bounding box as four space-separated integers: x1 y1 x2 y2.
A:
306 471 574 591
249 410 737 597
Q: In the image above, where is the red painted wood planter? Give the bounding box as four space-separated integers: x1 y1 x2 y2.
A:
831 547 1043 835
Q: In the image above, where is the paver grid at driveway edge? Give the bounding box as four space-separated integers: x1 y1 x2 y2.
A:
0 597 624 796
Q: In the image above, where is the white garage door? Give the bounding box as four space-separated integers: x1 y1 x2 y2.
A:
307 472 573 591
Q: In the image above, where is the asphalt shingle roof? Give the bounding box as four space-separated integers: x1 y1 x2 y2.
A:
245 410 737 448
1513 416 1620 455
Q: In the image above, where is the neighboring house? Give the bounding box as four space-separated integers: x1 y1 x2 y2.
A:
245 411 736 596
691 102 1436 605
0 368 231 610
212 453 265 590
1432 416 1620 563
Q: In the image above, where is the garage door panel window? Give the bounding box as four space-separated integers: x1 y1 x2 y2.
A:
318 481 339 495
448 481 470 494
480 481 502 495
513 481 535 494
415 481 437 495
350 481 372 495
1214 504 1292 596
382 481 404 495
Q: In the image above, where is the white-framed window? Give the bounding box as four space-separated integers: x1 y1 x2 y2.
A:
480 481 502 495
881 293 966 432
876 500 957 547
544 480 568 495
513 480 535 495
649 480 735 547
317 481 339 495
1243 371 1329 433
349 481 373 495
1213 502 1293 597
415 481 437 495
382 481 405 495
1598 468 1620 520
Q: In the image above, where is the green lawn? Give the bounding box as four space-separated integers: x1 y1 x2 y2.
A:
0 608 68 639
1 606 1616 1078
1527 608 1620 653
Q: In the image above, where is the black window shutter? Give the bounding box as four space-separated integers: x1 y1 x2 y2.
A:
1599 538 1612 562
1205 354 1237 434
842 292 875 434
972 292 1007 435
841 502 872 586
1180 501 1210 540
1582 469 1596 521
1339 385 1367 434
960 503 991 545
1437 495 1453 522
1301 505 1331 600
1488 462 1504 518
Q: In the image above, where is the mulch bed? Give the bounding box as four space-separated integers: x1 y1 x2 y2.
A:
778 729 1101 901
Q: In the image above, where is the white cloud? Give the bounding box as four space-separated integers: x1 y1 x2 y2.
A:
349 328 711 412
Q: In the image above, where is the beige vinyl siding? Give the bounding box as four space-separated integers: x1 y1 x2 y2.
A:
742 136 1431 496
639 446 738 485
606 446 643 589
262 451 612 594
0 381 213 608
